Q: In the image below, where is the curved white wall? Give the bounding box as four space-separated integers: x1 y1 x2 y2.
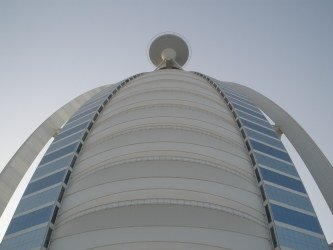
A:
50 70 271 249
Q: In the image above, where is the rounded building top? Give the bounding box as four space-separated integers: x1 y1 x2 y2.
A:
148 33 190 70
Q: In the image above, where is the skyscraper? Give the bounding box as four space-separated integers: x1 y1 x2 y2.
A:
0 34 332 249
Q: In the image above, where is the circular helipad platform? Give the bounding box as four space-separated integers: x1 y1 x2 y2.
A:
148 33 190 68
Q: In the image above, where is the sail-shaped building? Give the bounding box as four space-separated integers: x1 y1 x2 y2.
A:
0 34 332 250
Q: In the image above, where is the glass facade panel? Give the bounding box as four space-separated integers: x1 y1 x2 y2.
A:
87 91 112 103
265 184 314 212
245 129 284 150
40 142 81 165
24 170 67 196
236 110 272 129
16 186 62 214
255 153 298 176
6 206 53 235
251 140 291 162
55 121 90 142
224 91 251 104
53 128 86 145
228 97 261 113
0 226 47 250
47 131 85 153
242 120 278 138
276 226 328 250
260 167 306 193
86 95 109 106
34 154 75 179
76 102 100 114
271 204 323 234
69 106 100 122
63 111 96 131
232 103 266 120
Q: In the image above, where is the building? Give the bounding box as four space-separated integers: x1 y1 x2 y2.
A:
0 34 332 249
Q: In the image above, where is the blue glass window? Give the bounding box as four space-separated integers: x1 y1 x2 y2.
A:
76 105 101 119
276 226 328 250
86 94 109 106
34 154 75 179
70 105 100 121
16 186 62 214
55 121 91 141
78 101 102 113
87 91 112 104
250 140 291 162
24 170 67 195
236 110 272 129
0 226 47 250
47 131 85 153
52 128 86 145
242 120 278 138
232 103 266 120
245 129 285 150
260 167 306 193
265 184 314 212
67 106 100 123
271 204 323 234
6 206 53 235
224 91 251 104
255 153 298 176
228 97 261 113
40 142 81 165
63 112 96 131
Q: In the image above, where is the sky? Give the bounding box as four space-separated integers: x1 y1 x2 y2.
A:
0 0 332 244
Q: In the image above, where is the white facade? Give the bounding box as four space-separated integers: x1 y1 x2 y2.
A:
49 70 271 249
1 66 331 249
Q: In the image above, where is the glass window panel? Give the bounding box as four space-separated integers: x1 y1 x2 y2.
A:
56 120 90 141
40 142 81 165
245 128 285 150
265 184 314 212
276 226 328 250
24 170 67 196
86 94 109 106
47 131 85 153
77 101 102 113
69 106 100 122
52 128 86 145
236 110 272 129
16 186 62 214
63 111 96 131
0 226 47 250
255 152 298 176
223 87 247 97
34 154 75 179
261 167 306 193
224 91 251 104
271 204 323 234
251 140 291 162
6 206 53 235
242 120 278 138
72 104 101 119
228 97 261 113
233 103 267 121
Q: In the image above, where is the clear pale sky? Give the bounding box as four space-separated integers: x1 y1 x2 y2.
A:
0 0 332 244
